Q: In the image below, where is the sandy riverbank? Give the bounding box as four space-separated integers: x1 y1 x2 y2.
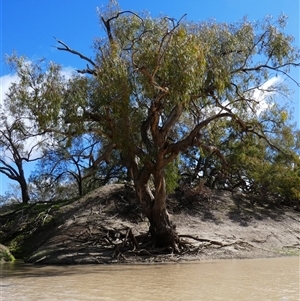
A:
1 184 299 264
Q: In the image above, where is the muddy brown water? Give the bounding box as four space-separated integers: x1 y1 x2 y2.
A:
1 257 299 301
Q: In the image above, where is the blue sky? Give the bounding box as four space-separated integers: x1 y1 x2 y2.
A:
1 1 299 74
0 0 299 196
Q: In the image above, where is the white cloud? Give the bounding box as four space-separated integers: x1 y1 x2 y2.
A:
0 73 20 107
214 77 283 117
251 76 283 114
60 66 76 79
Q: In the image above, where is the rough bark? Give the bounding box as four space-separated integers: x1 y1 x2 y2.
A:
150 169 179 249
132 163 179 250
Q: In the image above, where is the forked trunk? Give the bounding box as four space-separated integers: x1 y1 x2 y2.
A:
135 169 179 250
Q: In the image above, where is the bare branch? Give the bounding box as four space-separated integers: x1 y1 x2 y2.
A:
54 37 97 70
101 10 144 43
76 64 97 76
0 159 19 180
234 62 300 87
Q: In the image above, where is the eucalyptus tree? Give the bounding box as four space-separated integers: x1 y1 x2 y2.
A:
5 3 300 249
0 114 44 204
1 56 62 204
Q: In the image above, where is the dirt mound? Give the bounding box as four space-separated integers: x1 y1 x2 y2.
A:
1 184 299 264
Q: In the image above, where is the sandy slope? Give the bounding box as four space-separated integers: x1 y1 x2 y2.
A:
5 184 299 264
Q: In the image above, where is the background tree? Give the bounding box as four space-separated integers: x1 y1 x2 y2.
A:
30 133 125 200
5 3 299 249
0 114 45 204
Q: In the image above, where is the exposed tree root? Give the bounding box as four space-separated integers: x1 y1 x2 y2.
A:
179 234 254 249
69 224 260 263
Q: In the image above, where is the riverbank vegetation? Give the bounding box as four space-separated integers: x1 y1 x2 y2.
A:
0 1 299 261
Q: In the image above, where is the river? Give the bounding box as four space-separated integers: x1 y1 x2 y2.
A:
1 257 299 301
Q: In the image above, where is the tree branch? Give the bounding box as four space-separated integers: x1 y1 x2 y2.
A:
101 10 144 44
161 103 183 141
165 112 232 158
54 37 97 75
0 159 19 180
235 62 300 87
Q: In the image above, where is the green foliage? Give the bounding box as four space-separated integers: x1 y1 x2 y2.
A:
5 53 65 130
2 2 300 207
219 124 300 203
165 157 180 194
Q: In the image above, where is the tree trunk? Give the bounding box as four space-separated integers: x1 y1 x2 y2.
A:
149 169 179 249
134 168 179 250
19 176 30 204
127 153 179 250
16 161 30 204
